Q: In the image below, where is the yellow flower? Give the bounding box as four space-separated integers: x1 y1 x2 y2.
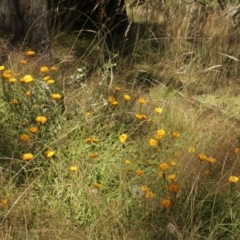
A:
45 150 55 158
0 65 5 71
19 134 30 142
228 176 239 183
50 66 58 71
155 107 162 114
22 121 27 126
111 100 119 106
125 159 131 164
159 163 169 171
2 70 12 79
47 79 55 84
28 126 39 134
83 137 99 143
25 50 36 56
51 94 62 100
170 161 177 166
124 94 131 101
8 77 17 83
69 166 78 171
149 138 158 147
115 86 121 91
198 153 207 161
22 74 33 83
10 99 18 105
188 147 196 153
235 148 240 154
119 134 128 143
40 66 49 73
136 169 144 176
35 116 47 124
22 153 34 161
93 183 102 189
0 199 8 207
156 129 166 139
206 157 217 164
89 152 98 158
161 198 172 209
141 185 149 192
42 76 50 81
108 96 117 103
19 60 27 64
167 174 176 181
134 113 143 120
172 131 180 138
168 183 180 193
26 91 32 96
145 190 154 199
138 98 146 104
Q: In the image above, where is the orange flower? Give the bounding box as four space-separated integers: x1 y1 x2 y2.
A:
168 183 180 193
89 153 98 158
40 66 49 73
19 134 30 142
159 163 169 171
93 183 102 189
22 153 34 161
28 126 39 134
138 98 146 104
25 50 36 57
161 198 172 209
136 169 144 176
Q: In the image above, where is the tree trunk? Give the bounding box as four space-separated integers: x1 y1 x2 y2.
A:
0 0 127 59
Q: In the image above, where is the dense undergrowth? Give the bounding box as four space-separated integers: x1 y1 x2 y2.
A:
1 1 240 239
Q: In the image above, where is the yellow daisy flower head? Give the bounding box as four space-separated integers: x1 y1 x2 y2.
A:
45 150 55 158
156 129 166 139
22 74 33 83
10 99 18 105
206 157 217 164
19 60 27 64
235 148 240 154
69 166 78 172
198 153 207 161
161 198 172 209
0 198 8 207
42 75 50 81
167 174 176 181
124 94 131 101
188 146 196 153
149 138 158 147
115 86 121 91
138 98 146 104
168 183 180 193
83 137 99 143
19 134 30 142
145 190 154 199
159 163 169 171
2 70 12 79
51 93 62 100
108 96 117 103
35 116 47 124
22 153 34 161
89 152 98 158
47 79 55 84
8 77 17 83
172 131 180 138
228 175 239 183
25 50 36 57
0 65 5 71
141 185 148 192
125 159 131 164
26 91 32 96
50 66 58 71
40 66 49 73
119 134 128 143
155 107 162 114
136 169 144 176
93 183 102 189
28 126 39 134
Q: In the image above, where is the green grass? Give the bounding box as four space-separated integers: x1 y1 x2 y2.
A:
1 1 240 239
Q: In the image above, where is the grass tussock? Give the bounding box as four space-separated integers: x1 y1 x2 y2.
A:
1 1 240 239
